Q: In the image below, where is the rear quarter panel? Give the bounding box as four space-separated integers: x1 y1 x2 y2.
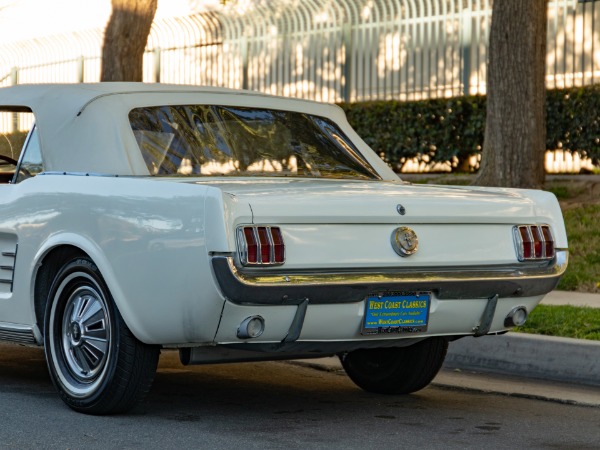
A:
2 175 229 345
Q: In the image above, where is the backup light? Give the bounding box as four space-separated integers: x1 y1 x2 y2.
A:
237 226 285 266
504 306 528 327
514 225 555 261
237 315 265 339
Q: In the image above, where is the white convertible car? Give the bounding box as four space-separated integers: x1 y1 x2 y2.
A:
0 83 567 414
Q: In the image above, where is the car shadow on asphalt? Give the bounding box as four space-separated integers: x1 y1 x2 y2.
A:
0 343 463 421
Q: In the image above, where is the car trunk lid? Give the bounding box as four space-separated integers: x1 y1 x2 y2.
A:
194 178 540 269
199 178 536 225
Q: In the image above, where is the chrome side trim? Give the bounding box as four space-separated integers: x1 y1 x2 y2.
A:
0 322 38 345
211 250 568 305
39 172 119 177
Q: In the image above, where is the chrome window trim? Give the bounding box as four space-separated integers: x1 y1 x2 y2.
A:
12 122 36 184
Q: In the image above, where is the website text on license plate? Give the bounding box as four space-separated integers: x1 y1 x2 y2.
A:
362 291 431 335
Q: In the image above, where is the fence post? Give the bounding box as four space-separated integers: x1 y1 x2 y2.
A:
77 56 85 83
460 5 472 96
342 24 353 103
241 37 249 90
153 48 161 83
10 67 18 86
10 67 18 132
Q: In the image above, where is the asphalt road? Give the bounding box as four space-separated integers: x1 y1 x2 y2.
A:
1 343 599 450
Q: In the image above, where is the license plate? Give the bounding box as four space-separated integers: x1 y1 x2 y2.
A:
362 291 431 335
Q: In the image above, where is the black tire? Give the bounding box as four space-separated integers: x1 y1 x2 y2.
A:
44 257 159 415
340 338 448 394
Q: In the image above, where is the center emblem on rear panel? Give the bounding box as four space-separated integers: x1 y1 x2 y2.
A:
391 226 418 257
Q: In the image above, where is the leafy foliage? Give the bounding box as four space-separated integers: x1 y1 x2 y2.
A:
340 96 485 171
340 85 600 171
546 85 600 162
557 204 600 293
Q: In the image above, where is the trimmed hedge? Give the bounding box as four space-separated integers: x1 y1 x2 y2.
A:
340 85 600 171
2 86 599 172
546 86 600 161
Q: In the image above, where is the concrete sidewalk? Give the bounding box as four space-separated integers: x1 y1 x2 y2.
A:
291 358 600 407
541 290 600 308
444 331 600 387
442 290 600 389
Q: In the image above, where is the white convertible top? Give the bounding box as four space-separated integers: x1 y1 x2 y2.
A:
0 83 321 114
0 83 396 179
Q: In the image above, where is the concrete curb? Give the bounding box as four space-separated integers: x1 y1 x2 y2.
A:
444 332 600 387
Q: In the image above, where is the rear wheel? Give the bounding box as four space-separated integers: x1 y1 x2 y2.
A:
44 257 159 414
340 338 448 394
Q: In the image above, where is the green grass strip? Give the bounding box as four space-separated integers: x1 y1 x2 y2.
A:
515 305 600 341
556 204 600 293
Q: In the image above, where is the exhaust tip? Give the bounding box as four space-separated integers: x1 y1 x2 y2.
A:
504 306 528 328
237 315 265 339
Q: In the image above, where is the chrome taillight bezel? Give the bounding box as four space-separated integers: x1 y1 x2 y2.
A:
513 224 555 262
236 225 285 266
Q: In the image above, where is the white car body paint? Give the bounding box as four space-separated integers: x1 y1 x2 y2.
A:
0 83 567 356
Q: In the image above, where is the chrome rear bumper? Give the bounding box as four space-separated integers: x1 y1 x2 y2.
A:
211 250 568 305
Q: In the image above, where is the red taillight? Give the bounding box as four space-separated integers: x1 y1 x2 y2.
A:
531 226 543 258
541 226 554 258
514 225 555 262
237 226 285 266
257 227 271 263
518 226 533 259
243 227 258 263
271 227 285 263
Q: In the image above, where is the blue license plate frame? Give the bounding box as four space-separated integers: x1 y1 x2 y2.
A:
361 291 431 335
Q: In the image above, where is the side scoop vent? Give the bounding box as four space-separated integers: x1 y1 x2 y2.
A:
0 243 17 293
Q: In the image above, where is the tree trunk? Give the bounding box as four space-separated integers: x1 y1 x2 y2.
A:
474 0 548 188
101 0 158 82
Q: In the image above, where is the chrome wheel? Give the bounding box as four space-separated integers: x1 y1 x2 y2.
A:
45 257 159 414
61 284 111 383
48 271 113 398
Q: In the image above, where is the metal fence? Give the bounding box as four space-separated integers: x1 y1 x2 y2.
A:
0 0 598 104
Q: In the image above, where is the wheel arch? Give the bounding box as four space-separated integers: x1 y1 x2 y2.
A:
32 233 135 342
39 245 160 414
33 244 86 339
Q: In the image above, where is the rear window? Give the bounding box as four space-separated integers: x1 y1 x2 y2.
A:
129 105 380 180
